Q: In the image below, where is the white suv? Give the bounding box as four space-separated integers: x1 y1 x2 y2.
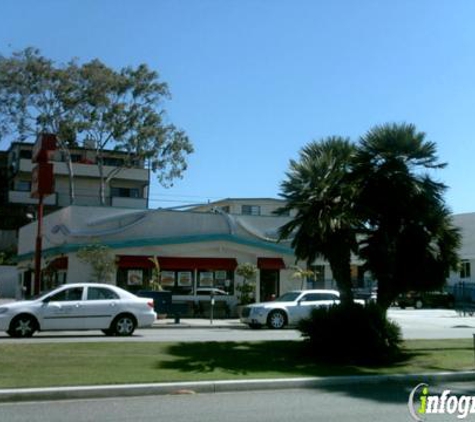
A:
241 289 354 329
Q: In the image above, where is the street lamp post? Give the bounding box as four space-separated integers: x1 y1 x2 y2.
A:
31 134 57 295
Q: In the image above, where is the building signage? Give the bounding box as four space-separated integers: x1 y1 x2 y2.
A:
31 163 54 198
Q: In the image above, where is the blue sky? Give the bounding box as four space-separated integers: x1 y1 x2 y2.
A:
1 1 475 213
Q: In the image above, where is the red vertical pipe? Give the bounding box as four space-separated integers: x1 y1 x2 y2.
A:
34 194 44 295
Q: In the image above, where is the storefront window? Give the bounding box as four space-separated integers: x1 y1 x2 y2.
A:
116 258 236 295
117 267 152 293
198 269 234 294
159 269 193 295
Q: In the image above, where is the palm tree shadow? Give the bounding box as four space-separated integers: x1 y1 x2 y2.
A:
154 341 462 405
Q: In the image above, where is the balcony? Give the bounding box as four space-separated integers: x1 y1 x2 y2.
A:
16 159 149 183
8 190 57 206
54 162 149 183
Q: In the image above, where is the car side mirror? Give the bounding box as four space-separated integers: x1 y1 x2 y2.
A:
42 297 51 304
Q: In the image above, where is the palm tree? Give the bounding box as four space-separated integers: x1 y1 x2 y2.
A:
353 123 461 309
276 137 358 306
291 266 316 289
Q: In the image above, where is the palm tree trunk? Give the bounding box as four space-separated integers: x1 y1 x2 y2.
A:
329 252 354 306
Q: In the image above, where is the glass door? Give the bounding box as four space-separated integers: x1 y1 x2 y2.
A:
260 269 280 302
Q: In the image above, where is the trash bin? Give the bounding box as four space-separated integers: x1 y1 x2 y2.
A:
136 290 172 315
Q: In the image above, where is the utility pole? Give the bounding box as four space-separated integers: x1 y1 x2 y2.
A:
31 134 57 295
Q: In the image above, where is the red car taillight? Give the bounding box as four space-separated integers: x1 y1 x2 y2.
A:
147 300 154 309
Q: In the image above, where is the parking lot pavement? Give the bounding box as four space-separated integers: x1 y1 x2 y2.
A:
387 308 475 339
153 308 475 341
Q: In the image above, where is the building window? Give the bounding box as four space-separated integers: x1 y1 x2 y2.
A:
220 206 230 213
19 149 32 159
241 205 261 216
460 261 471 279
198 270 234 294
111 187 140 198
103 157 125 167
16 180 31 192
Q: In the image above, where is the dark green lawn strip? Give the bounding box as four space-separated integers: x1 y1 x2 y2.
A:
0 339 472 388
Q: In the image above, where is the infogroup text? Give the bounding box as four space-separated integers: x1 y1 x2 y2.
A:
408 383 475 420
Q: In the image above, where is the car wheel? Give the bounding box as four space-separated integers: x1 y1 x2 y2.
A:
267 310 287 329
111 314 136 336
8 314 37 338
415 300 424 309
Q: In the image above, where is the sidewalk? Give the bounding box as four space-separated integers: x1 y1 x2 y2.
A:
152 317 245 328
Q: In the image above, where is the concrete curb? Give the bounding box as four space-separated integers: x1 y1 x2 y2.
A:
1 371 475 403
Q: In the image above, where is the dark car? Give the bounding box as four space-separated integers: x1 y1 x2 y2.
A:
396 291 455 309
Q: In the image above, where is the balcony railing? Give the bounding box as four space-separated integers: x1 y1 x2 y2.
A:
16 159 149 183
8 190 57 206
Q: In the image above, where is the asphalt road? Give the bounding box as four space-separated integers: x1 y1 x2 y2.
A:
0 309 474 343
1 381 474 422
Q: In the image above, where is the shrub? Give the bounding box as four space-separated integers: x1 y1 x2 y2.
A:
298 302 402 364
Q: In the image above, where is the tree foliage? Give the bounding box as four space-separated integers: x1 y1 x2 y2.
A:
236 263 258 305
0 47 193 204
299 303 402 364
353 123 461 309
76 243 116 283
277 123 460 310
290 265 316 289
276 137 358 305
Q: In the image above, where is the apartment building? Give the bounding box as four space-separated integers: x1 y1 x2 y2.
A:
3 142 150 210
190 197 296 217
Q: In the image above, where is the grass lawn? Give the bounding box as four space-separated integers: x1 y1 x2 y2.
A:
0 339 473 388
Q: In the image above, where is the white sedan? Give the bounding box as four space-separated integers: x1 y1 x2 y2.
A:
0 283 157 338
240 289 363 329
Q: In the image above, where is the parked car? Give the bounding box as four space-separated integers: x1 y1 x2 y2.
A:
196 288 229 296
0 283 157 338
396 291 455 309
240 289 364 329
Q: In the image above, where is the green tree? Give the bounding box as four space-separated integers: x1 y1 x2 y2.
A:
77 243 116 283
352 123 461 309
290 265 316 290
73 59 193 204
236 263 258 305
276 137 358 306
0 48 82 202
0 48 193 205
0 248 16 265
147 256 164 291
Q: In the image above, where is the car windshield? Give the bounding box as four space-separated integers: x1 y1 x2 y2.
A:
274 292 301 302
28 286 64 301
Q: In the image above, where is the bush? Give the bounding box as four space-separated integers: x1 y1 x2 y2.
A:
298 302 402 365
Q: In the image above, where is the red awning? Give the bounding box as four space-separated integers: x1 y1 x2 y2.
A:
117 255 238 271
158 257 238 270
257 258 286 270
117 255 155 269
